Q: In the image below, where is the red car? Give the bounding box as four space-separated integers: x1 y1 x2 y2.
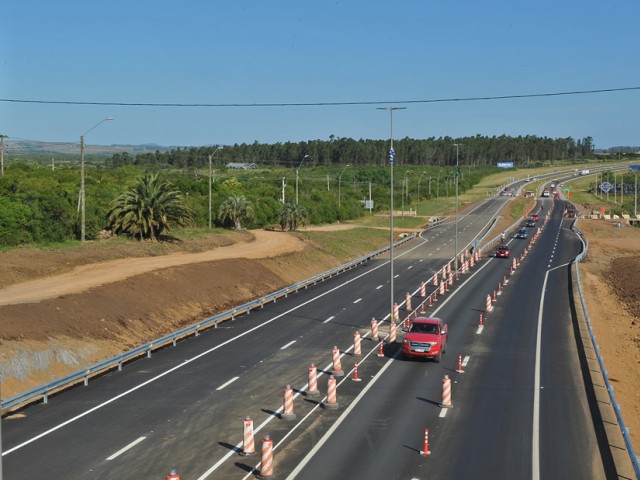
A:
531 214 539 221
402 317 448 362
496 245 510 258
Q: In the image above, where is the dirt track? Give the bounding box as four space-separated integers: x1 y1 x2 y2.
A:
0 230 304 306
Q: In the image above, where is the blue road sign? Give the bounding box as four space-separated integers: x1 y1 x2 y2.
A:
629 164 640 171
600 181 613 193
389 148 395 164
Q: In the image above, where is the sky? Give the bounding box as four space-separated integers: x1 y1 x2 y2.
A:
1 0 639 150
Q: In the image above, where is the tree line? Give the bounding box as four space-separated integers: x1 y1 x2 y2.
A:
104 134 595 170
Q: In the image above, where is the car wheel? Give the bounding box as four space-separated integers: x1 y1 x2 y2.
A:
442 342 446 354
434 351 442 363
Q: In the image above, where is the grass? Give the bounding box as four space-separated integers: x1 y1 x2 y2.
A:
296 227 391 260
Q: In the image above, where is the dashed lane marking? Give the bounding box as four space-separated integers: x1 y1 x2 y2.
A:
216 376 239 391
106 436 146 461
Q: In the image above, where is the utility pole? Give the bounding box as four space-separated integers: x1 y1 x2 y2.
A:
208 146 223 229
0 134 7 176
281 177 286 203
52 157 55 171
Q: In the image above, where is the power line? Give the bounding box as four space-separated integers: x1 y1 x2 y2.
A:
1 86 639 108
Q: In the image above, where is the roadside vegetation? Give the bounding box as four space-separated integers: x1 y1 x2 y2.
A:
0 133 632 248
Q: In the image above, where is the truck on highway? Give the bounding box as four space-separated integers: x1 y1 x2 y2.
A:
580 169 590 175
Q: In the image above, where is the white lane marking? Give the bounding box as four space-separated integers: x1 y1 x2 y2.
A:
439 408 448 418
476 325 484 335
281 340 296 350
394 274 400 278
216 376 239 391
323 316 335 324
376 285 383 290
419 259 424 262
407 265 413 270
353 298 362 304
106 436 147 461
462 355 470 367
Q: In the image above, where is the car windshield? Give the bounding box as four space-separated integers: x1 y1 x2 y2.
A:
411 322 439 334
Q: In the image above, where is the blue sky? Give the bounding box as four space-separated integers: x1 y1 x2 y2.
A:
1 0 639 149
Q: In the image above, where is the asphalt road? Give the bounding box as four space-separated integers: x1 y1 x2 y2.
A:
1 190 612 479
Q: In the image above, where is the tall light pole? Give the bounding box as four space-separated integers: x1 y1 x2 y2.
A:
428 176 432 196
0 134 7 177
453 143 461 270
338 164 350 210
296 154 309 204
630 165 640 217
402 171 410 217
209 146 223 229
378 106 406 322
417 171 427 204
80 116 113 242
281 177 286 204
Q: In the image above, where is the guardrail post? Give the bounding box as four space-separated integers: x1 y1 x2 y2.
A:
172 336 177 347
84 370 90 386
285 288 288 298
118 361 122 372
195 325 200 337
147 344 152 358
232 310 236 321
43 392 48 404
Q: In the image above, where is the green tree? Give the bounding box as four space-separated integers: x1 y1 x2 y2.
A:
105 174 194 240
279 202 308 231
218 195 254 229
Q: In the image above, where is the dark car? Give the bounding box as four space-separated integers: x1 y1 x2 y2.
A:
525 219 536 227
516 228 528 239
496 245 510 258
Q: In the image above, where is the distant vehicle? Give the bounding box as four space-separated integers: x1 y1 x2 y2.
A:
495 245 510 258
525 219 536 227
555 192 560 197
542 188 550 197
531 214 539 221
580 169 590 175
516 228 528 239
402 317 448 362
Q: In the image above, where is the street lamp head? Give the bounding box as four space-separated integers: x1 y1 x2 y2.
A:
105 116 114 121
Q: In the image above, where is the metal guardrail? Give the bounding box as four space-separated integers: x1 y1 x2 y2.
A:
570 218 640 477
1 232 418 413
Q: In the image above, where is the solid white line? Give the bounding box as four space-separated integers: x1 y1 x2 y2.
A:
286 348 397 479
280 340 296 350
216 376 239 391
323 316 335 324
353 298 362 304
106 436 146 461
532 271 547 480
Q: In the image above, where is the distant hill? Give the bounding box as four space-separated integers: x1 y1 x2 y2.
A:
4 139 173 156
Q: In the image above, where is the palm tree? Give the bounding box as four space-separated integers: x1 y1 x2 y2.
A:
105 174 194 240
218 195 254 229
279 203 308 231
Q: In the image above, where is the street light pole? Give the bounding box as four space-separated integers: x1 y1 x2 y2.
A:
80 116 113 242
453 143 460 271
296 154 309 205
338 164 350 210
378 106 406 322
209 146 223 229
417 171 426 204
0 134 7 177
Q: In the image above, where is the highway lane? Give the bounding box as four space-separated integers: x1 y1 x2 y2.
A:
2 197 510 479
284 198 612 480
